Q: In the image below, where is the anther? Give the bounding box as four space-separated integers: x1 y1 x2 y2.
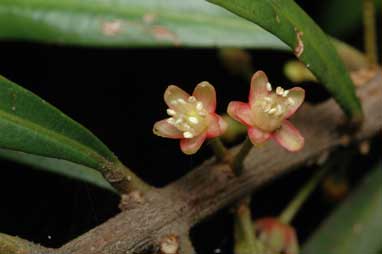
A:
166 109 176 116
266 82 272 92
183 131 194 138
170 100 178 105
188 116 199 124
196 102 203 111
276 86 284 96
268 108 276 114
188 96 197 103
282 90 289 97
264 97 272 102
167 118 175 125
178 98 186 104
288 97 295 105
175 118 183 125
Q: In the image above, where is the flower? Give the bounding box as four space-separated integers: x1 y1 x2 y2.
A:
227 71 305 152
254 218 299 254
153 82 227 155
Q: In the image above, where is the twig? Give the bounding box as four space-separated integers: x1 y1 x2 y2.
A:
0 232 51 254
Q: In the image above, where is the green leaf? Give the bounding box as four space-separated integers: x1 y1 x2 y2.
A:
0 75 117 172
0 148 116 192
0 0 287 49
207 0 363 121
302 164 382 254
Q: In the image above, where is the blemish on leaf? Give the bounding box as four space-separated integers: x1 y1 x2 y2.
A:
275 15 280 24
102 20 122 36
151 26 180 46
143 13 157 24
294 29 304 58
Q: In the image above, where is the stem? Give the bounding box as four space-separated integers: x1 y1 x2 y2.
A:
234 197 264 254
208 137 230 162
231 137 253 176
363 0 378 64
279 165 330 224
0 233 49 254
103 161 152 194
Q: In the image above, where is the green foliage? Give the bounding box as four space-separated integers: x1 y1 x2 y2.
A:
0 148 116 192
0 75 117 172
207 0 362 121
0 0 287 49
302 164 382 254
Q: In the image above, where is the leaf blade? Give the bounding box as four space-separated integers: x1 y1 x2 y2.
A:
207 0 363 120
0 75 116 171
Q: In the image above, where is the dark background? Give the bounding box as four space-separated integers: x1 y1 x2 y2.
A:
0 1 380 253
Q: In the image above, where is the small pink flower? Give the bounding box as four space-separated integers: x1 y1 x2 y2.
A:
228 71 305 152
153 82 227 155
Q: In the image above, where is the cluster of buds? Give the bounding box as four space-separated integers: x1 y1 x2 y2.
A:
153 71 305 154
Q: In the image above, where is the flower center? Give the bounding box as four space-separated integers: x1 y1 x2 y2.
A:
252 84 295 132
166 96 209 138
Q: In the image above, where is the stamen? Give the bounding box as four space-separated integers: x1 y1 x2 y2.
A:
188 116 199 124
166 109 176 116
282 90 289 97
264 104 271 113
175 118 183 125
266 82 272 92
188 96 197 103
196 102 203 111
167 118 175 125
183 131 194 138
178 98 186 104
288 97 295 105
183 123 191 130
170 100 178 105
276 86 284 96
268 108 276 114
276 105 284 116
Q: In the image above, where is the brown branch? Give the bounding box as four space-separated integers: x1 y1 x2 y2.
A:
0 233 51 254
56 71 382 254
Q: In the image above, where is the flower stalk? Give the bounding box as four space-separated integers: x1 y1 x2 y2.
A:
279 164 331 224
363 0 378 64
208 137 230 162
234 197 264 254
231 137 253 176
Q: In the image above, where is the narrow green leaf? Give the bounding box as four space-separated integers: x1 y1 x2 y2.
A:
0 148 116 192
302 164 382 254
208 0 363 121
0 0 287 49
0 75 117 172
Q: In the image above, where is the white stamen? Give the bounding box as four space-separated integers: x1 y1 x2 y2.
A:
175 118 183 124
178 98 186 104
282 90 289 97
198 111 207 116
166 109 176 116
276 105 283 116
188 116 199 124
196 102 203 111
268 108 276 114
188 96 197 103
288 97 295 105
170 100 178 105
276 86 284 96
183 131 194 138
167 118 175 125
183 123 191 130
266 82 272 92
